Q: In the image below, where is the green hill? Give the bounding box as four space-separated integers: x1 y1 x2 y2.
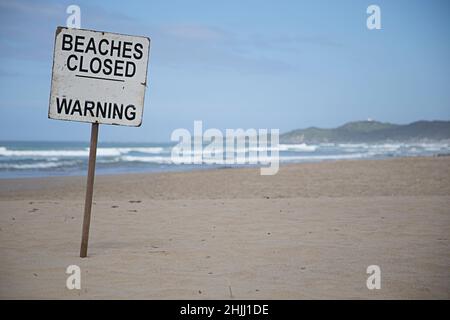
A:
280 120 450 143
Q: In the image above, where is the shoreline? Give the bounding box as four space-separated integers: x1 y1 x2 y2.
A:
1 156 450 202
1 153 449 181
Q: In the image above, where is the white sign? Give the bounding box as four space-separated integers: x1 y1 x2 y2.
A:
49 27 150 126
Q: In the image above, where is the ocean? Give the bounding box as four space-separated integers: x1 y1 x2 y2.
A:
0 140 449 178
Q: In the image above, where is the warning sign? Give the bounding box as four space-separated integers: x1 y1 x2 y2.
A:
49 27 150 126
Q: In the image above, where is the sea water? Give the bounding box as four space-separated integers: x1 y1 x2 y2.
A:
0 140 449 178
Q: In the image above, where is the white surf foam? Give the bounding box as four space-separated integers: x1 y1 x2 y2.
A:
121 155 174 164
0 146 165 158
0 161 78 169
278 144 317 152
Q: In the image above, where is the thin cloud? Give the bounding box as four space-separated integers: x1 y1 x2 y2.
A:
160 24 229 42
151 23 342 74
0 0 136 62
0 0 63 16
0 2 342 75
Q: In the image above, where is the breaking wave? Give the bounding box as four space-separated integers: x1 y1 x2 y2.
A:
0 146 165 157
1 141 449 177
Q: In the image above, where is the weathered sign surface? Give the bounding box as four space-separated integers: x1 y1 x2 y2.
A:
49 27 150 126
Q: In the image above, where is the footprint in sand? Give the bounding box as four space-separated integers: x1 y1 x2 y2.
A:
128 200 142 203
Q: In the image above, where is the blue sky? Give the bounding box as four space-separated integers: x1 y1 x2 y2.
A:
0 0 449 142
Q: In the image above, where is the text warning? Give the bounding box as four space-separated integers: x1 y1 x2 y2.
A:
49 27 150 126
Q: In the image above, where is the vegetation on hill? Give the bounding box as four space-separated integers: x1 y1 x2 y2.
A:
280 120 450 143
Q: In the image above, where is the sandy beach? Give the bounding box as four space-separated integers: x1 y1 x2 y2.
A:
0 156 449 299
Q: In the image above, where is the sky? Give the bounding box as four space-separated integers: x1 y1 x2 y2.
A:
0 0 449 142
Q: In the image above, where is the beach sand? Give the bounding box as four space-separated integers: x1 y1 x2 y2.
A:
0 157 449 299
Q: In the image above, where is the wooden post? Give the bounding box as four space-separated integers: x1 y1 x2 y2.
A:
80 123 99 258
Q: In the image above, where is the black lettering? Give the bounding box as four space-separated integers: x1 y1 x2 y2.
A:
62 34 73 51
103 59 113 75
114 60 124 76
107 102 113 118
124 105 136 120
90 57 102 74
110 40 121 57
74 35 85 53
66 54 78 71
98 39 109 55
85 37 97 54
56 97 72 114
84 101 95 117
113 103 123 119
71 100 82 116
133 43 143 59
122 41 132 58
125 61 136 77
78 55 88 73
96 101 107 118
